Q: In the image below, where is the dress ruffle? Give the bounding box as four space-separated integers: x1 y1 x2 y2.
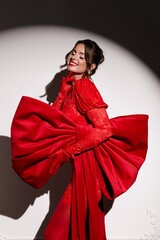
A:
74 78 108 113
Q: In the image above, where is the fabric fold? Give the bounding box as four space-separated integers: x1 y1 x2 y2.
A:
11 96 148 198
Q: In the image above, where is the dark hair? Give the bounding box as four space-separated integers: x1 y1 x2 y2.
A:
61 39 104 77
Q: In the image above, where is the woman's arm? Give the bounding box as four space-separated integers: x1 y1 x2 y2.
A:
52 74 74 109
52 92 65 110
49 107 113 175
64 107 113 156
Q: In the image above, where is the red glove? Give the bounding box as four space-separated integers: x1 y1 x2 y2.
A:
63 108 113 157
52 72 75 109
49 107 112 175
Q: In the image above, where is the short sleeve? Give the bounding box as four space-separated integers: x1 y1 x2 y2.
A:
74 78 108 114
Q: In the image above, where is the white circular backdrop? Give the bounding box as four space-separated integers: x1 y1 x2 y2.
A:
0 26 160 240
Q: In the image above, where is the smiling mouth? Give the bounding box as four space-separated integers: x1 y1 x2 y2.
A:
69 61 78 66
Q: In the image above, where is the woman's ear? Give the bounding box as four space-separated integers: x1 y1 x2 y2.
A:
90 63 96 71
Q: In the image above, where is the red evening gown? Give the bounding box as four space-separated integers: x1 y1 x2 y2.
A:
11 76 148 240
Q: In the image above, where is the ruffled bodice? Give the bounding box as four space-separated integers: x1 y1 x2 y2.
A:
57 78 108 125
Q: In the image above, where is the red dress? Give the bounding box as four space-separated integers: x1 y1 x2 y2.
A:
11 76 148 240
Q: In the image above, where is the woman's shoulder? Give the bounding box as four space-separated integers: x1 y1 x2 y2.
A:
74 78 100 95
75 77 95 88
74 77 108 113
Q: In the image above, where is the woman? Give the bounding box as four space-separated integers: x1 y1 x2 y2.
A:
11 39 148 240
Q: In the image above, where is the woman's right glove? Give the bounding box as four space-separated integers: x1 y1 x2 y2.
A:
52 72 75 109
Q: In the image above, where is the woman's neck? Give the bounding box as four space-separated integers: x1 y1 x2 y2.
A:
69 72 87 80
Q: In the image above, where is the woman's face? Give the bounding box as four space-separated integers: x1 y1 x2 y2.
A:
67 43 87 80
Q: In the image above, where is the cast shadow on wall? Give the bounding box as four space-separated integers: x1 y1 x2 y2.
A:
0 70 114 239
0 135 71 234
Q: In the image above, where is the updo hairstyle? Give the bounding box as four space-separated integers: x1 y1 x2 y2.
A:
61 39 104 77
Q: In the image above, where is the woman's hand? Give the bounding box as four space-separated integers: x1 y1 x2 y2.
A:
52 74 75 109
60 77 72 95
59 74 75 98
